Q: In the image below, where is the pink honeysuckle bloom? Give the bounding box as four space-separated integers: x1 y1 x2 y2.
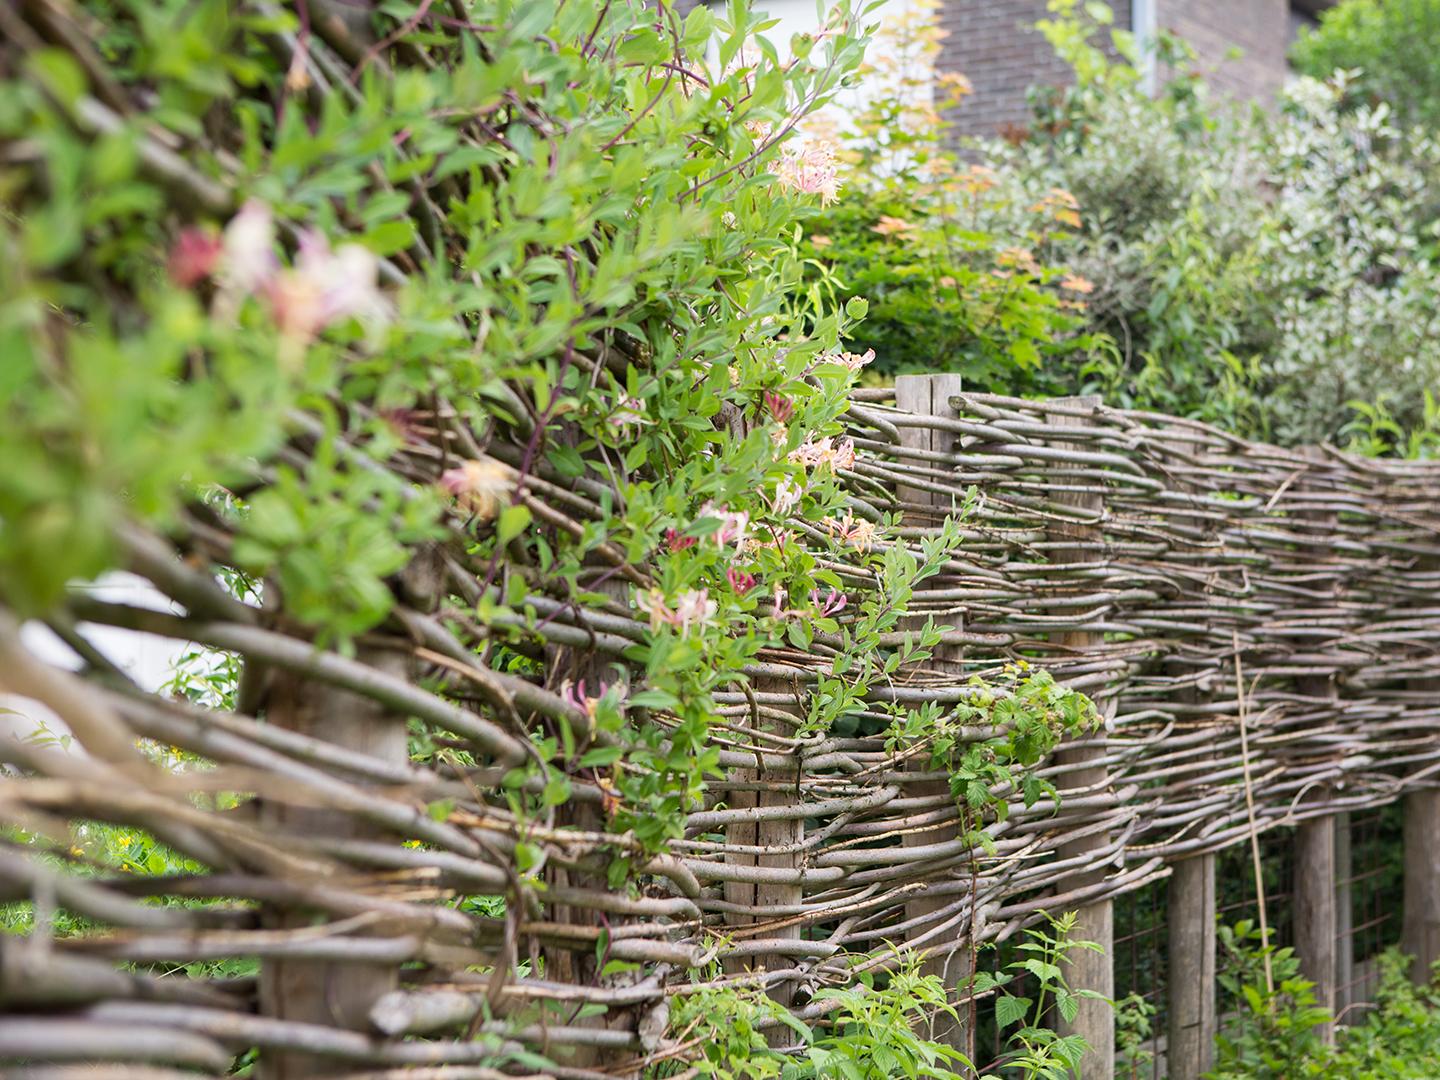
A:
673 588 719 636
727 568 757 594
608 392 649 431
561 678 625 726
168 228 224 288
825 348 875 373
665 528 697 553
285 230 390 334
823 511 879 553
775 138 841 207
698 502 749 548
634 588 677 633
770 584 798 620
438 457 514 521
789 436 856 472
764 390 795 424
811 588 848 618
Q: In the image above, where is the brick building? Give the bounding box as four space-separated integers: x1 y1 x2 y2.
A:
679 0 1336 137
940 0 1335 136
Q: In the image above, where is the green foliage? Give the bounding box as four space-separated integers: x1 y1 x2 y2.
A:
1208 920 1331 1079
673 919 1103 1080
798 3 1102 390
986 2 1440 449
1208 923 1440 1080
1114 992 1155 1080
973 911 1100 1079
1291 0 1440 131
887 662 1101 854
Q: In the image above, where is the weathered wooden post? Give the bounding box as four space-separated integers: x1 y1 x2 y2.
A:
895 373 971 1055
1161 428 1218 1080
1050 396 1115 1078
1292 449 1343 1042
722 689 803 1038
1167 850 1216 1077
1294 815 1339 1042
1402 551 1440 984
1335 813 1354 1019
1403 789 1440 981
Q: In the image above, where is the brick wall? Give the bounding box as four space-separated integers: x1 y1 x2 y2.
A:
1158 0 1290 105
939 0 1131 138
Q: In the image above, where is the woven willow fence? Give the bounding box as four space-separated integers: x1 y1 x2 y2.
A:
4 375 1440 1078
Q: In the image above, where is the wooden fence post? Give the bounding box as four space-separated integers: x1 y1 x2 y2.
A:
1403 553 1440 985
1295 815 1338 1042
722 679 803 1047
258 645 412 1079
895 373 972 1057
1050 396 1114 1079
1167 853 1216 1078
1403 789 1440 982
1161 427 1217 1080
1293 449 1341 1042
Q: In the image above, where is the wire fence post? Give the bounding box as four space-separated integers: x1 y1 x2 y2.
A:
1049 395 1115 1079
895 372 972 1057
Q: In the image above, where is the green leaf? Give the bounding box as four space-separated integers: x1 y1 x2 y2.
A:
496 503 532 546
995 994 1031 1030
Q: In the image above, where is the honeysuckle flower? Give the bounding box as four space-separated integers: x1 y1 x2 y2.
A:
608 392 648 431
220 200 279 298
811 588 847 618
273 230 389 339
747 527 796 555
168 228 224 288
727 568 757 594
665 528 697 553
770 584 797 619
673 588 718 636
634 588 675 632
770 478 803 517
790 436 855 471
764 390 795 424
439 457 514 520
561 678 625 727
822 348 875 373
775 138 841 207
823 511 879 553
699 502 749 548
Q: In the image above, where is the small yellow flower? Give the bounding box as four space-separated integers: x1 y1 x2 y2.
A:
117 833 133 847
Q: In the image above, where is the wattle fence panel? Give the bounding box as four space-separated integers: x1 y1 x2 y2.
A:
4 375 1440 1078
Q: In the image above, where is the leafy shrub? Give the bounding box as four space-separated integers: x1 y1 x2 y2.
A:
798 2 1102 392
1208 921 1440 1080
981 2 1440 448
1291 0 1440 131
